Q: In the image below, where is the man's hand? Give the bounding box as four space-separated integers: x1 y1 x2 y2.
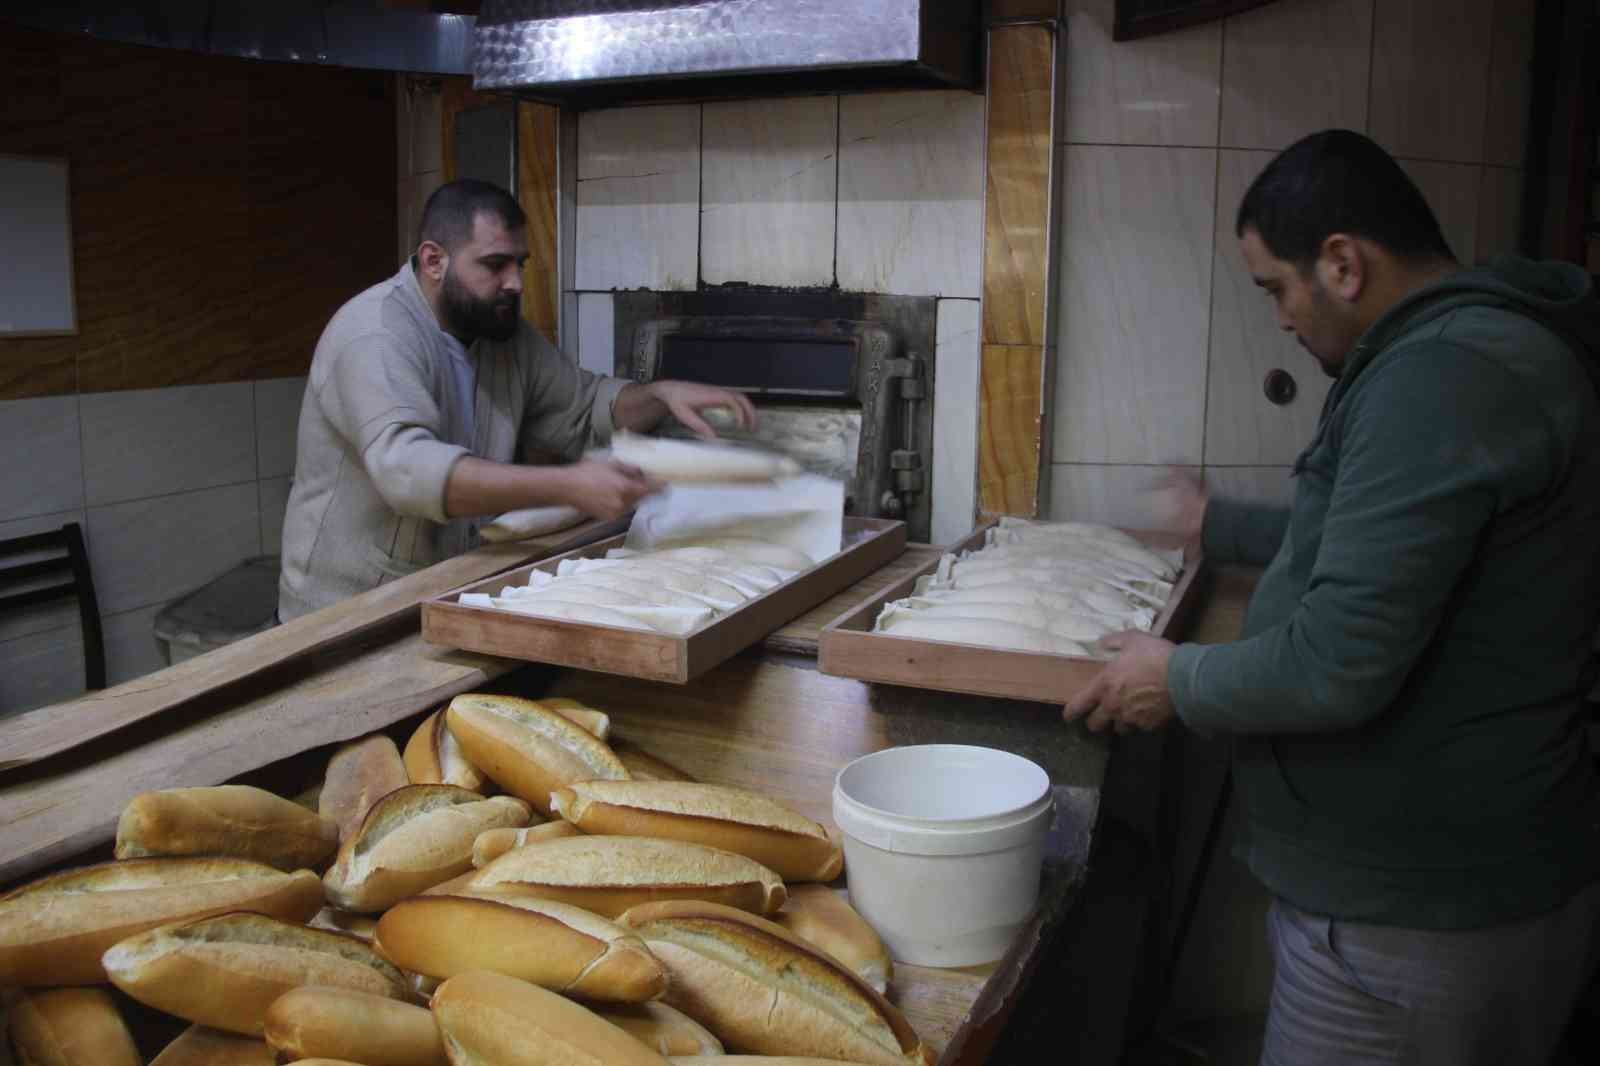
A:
554 458 660 521
1149 468 1208 553
615 381 758 439
1062 631 1179 735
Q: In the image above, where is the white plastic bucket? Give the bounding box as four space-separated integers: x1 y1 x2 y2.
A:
832 744 1053 967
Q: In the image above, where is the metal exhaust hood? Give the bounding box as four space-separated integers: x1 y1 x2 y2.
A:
472 0 981 106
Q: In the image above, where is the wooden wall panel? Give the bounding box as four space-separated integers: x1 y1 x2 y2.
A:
517 102 561 342
978 343 1046 515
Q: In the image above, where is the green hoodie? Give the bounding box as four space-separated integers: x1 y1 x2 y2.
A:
1168 257 1600 930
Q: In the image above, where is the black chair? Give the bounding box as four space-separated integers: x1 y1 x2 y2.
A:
0 522 105 691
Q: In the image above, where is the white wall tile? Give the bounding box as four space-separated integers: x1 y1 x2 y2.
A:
1053 145 1216 465
0 395 84 522
81 383 257 507
1205 150 1335 466
255 377 307 480
1370 0 1495 163
560 291 580 362
1476 166 1525 263
1219 0 1372 151
836 91 986 297
932 299 981 547
1061 0 1222 147
1204 465 1296 508
575 105 701 291
259 476 292 557
104 603 169 684
1484 0 1537 167
1047 464 1201 528
0 625 85 716
577 293 616 379
701 97 838 288
87 482 261 614
1400 159 1482 267
0 509 89 643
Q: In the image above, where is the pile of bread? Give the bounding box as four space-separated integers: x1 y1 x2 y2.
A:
873 518 1184 657
0 693 928 1066
459 537 819 636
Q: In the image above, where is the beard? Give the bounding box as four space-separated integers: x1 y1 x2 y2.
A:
441 267 519 343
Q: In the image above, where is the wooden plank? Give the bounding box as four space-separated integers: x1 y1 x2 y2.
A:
765 544 944 655
977 343 1046 516
516 101 560 342
818 529 1206 705
0 519 621 774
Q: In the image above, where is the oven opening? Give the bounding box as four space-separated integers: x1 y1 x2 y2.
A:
658 334 857 398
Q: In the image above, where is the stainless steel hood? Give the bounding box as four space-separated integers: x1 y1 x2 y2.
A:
473 0 980 105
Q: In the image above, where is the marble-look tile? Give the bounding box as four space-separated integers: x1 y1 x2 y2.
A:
1046 463 1201 528
701 97 838 288
1475 166 1525 263
933 300 982 546
577 293 616 378
984 23 1055 347
1399 159 1481 267
1219 0 1372 151
836 91 986 297
0 394 84 521
1204 465 1296 508
0 509 90 643
0 625 86 716
81 383 257 507
1061 0 1222 147
1370 0 1495 162
1053 145 1216 465
980 344 1045 516
104 603 169 683
255 376 307 480
412 83 443 175
1484 0 1537 167
87 482 261 614
259 476 292 557
1206 150 1335 466
575 105 701 292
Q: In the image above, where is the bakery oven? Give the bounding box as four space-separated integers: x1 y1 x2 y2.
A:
611 290 938 542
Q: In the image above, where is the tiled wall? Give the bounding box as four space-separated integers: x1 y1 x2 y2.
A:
1046 0 1535 525
0 379 306 715
563 91 990 545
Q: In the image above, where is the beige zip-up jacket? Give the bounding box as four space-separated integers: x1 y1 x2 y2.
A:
277 263 626 622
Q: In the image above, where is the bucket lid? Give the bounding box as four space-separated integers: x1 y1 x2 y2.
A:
833 744 1053 856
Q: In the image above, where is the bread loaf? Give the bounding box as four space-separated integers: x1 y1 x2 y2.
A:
7 988 140 1066
309 907 379 943
609 741 696 783
445 694 629 818
0 857 323 986
319 735 410 844
471 822 582 868
403 709 492 792
539 697 611 739
375 893 665 1002
149 1025 276 1066
103 911 407 1036
323 785 531 912
597 1003 724 1056
468 835 785 918
263 986 447 1066
551 781 842 882
668 1059 870 1065
115 785 340 870
616 901 931 1065
430 970 670 1066
775 885 891 995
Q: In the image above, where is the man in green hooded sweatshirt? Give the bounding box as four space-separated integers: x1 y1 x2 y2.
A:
1064 130 1600 1064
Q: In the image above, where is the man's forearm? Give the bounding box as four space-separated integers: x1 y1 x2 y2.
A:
610 382 667 434
443 456 572 519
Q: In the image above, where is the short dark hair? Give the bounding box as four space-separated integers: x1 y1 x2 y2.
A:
1235 130 1454 270
417 179 525 252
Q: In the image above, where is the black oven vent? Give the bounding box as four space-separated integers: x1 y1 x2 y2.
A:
658 335 857 399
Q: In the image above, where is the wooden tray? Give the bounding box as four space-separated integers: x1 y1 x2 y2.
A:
818 523 1206 704
423 517 907 684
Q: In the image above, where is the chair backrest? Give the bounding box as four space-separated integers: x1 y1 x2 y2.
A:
0 522 105 691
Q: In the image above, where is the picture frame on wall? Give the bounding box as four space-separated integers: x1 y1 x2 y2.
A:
0 154 77 337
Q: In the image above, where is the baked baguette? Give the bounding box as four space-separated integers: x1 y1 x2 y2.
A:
775 885 892 995
115 784 340 870
617 901 931 1065
103 911 407 1036
445 694 629 818
0 857 323 986
319 735 410 844
264 986 447 1066
539 697 611 739
668 1059 869 1065
375 893 665 1002
404 709 492 792
471 821 582 868
468 835 785 918
7 988 140 1066
430 969 670 1066
149 1025 277 1066
609 741 696 783
597 1003 725 1056
323 785 532 913
551 781 842 882
309 906 379 943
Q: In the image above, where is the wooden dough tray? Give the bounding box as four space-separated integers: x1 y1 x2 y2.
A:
818 523 1206 704
423 517 907 684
